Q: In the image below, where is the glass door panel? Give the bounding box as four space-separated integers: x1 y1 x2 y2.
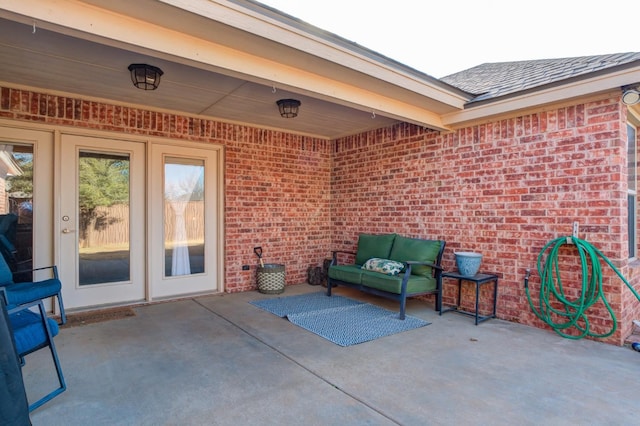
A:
1 143 34 282
164 158 205 277
150 144 221 299
78 151 131 285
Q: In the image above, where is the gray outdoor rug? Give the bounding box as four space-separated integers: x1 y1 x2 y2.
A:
250 292 430 346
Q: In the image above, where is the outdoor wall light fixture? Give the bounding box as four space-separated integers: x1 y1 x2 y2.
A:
276 99 301 118
622 84 640 105
128 64 164 90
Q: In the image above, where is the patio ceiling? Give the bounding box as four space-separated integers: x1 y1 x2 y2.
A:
0 0 470 140
0 18 397 139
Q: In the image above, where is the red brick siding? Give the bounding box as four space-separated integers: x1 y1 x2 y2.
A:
333 97 638 345
2 86 639 345
0 86 332 292
225 134 331 292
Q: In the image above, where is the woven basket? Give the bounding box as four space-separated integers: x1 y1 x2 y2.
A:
257 264 285 294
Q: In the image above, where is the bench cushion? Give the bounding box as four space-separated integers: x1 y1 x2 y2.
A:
355 233 396 266
328 264 363 284
389 236 441 277
361 270 436 295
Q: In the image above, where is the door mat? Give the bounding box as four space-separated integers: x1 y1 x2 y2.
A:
250 292 429 346
61 306 136 328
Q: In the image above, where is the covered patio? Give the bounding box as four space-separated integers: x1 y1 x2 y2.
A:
26 285 640 425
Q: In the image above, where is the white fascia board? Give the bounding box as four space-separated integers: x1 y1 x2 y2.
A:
2 0 453 131
442 67 640 127
159 0 469 108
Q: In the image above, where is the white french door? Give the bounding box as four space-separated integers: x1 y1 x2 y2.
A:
59 135 146 309
47 132 223 310
0 125 54 294
149 144 221 298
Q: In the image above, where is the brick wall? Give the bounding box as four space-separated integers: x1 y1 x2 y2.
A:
2 86 639 344
225 134 331 291
0 86 332 292
332 97 639 345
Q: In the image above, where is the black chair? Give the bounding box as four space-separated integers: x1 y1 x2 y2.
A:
0 213 18 271
0 296 30 424
1 289 66 412
0 254 66 325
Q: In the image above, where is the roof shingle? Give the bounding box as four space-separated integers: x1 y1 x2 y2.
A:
440 52 640 104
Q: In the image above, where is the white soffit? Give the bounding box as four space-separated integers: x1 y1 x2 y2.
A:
1 0 465 132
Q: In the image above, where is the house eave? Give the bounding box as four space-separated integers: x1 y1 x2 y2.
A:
442 66 640 128
1 0 464 133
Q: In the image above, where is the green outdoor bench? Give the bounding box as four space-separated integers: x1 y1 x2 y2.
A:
327 233 445 319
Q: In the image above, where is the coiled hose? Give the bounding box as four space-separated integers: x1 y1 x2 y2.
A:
525 236 640 340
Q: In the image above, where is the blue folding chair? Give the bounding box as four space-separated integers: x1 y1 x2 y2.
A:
2 289 66 411
0 254 66 325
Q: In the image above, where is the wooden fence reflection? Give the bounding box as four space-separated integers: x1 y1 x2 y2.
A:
79 201 204 248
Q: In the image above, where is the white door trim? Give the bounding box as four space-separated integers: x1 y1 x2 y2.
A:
148 143 224 299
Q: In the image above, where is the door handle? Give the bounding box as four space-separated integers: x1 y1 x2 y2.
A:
62 228 75 234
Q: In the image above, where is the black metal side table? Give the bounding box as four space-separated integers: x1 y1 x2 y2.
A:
440 272 498 325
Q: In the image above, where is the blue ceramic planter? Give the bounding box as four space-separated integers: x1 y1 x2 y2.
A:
455 252 482 277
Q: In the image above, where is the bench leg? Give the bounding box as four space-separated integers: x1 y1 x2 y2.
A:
326 279 332 296
399 297 406 320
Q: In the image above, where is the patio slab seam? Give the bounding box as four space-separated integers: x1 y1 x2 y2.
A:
191 297 402 425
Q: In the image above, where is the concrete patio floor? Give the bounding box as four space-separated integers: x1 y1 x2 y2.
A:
25 284 640 425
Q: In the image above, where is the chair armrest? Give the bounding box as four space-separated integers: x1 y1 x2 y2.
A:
7 298 43 316
0 287 7 306
0 234 16 254
20 265 59 280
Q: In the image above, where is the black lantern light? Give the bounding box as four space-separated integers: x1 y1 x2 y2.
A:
276 99 301 118
128 64 164 90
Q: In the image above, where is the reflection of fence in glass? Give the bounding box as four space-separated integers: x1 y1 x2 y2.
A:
78 204 131 285
164 200 205 277
164 201 204 245
79 204 129 248
78 201 205 249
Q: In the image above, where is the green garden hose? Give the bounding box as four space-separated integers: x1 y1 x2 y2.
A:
525 236 640 340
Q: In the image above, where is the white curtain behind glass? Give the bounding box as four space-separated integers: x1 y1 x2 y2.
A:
165 162 202 276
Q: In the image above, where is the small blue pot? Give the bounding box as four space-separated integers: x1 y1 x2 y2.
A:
455 252 482 277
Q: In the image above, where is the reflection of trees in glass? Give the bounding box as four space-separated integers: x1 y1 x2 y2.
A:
6 152 34 225
191 175 204 201
7 153 33 195
164 164 204 201
78 154 129 245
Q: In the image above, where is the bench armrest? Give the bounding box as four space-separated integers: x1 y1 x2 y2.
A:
405 260 443 271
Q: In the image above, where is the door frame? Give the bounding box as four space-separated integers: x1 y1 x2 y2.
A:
58 134 147 309
53 128 225 308
148 142 225 299
0 124 54 284
0 120 226 311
